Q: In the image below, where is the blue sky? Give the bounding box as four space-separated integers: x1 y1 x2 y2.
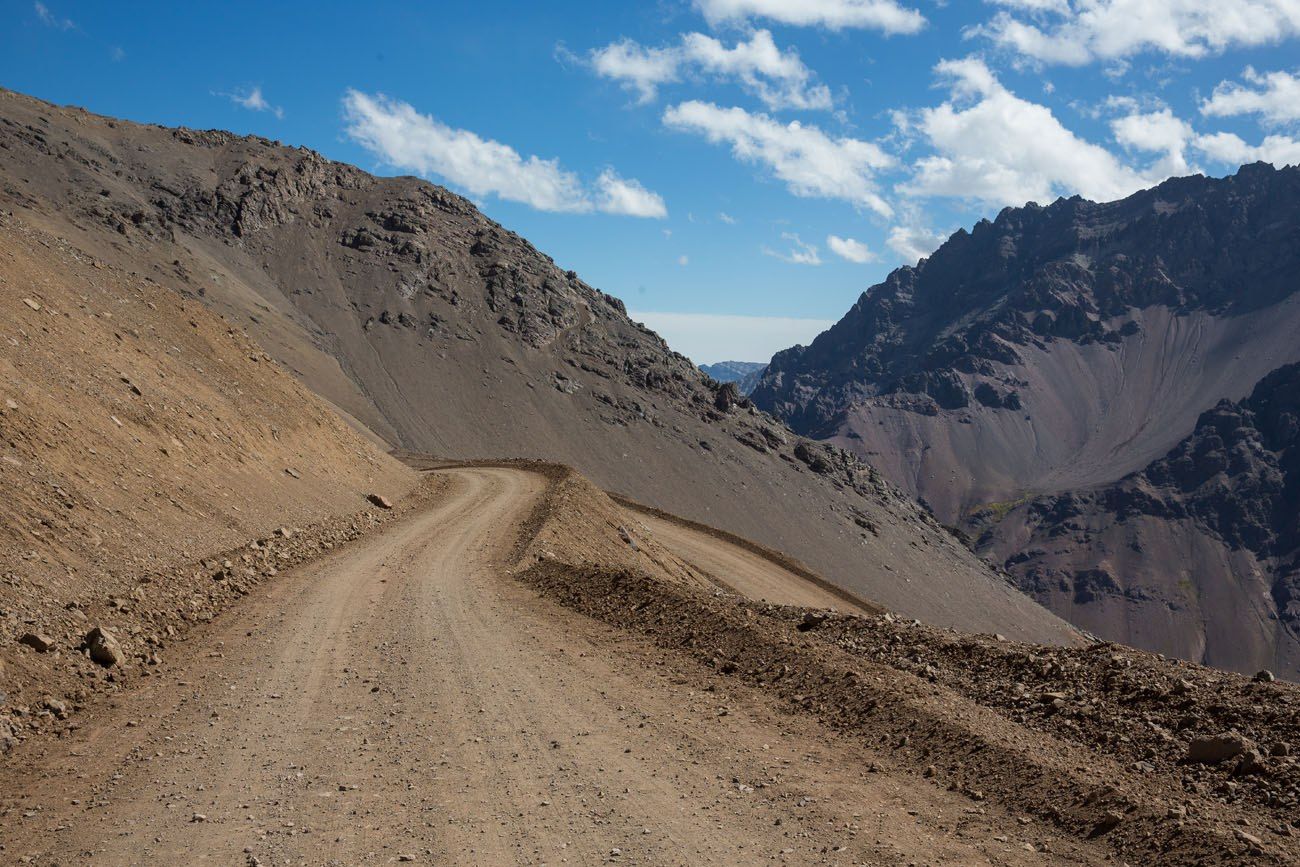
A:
4 1 1300 363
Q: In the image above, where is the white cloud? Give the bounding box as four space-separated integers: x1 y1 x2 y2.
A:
589 40 680 103
590 30 832 111
663 100 895 216
1194 131 1300 167
224 86 284 120
678 254 691 266
629 310 836 364
887 224 949 262
34 2 73 29
595 169 669 217
695 0 926 34
1111 108 1195 174
977 1 1300 67
898 58 1150 207
764 233 822 265
826 234 876 263
719 211 737 224
1202 67 1300 126
990 0 1071 11
342 90 665 217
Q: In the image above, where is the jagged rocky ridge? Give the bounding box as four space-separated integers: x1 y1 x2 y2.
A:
752 164 1300 519
0 87 1078 642
754 163 1300 434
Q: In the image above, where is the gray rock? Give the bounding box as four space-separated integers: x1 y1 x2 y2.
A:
19 632 54 653
84 626 123 667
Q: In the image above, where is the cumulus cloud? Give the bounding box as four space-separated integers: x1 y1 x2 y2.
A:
588 40 680 103
594 169 669 217
826 234 876 263
887 224 950 262
591 30 832 111
1201 67 1300 126
976 0 1300 66
695 0 926 34
898 58 1150 207
764 233 822 265
663 100 894 216
342 90 665 217
1111 108 1195 175
1194 131 1300 167
223 86 285 120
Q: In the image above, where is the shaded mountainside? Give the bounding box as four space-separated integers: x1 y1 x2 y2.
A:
752 165 1300 522
700 360 767 395
0 87 1077 643
979 363 1300 677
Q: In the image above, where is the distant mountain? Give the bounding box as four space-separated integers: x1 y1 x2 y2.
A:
0 87 1078 643
750 164 1300 675
700 360 767 395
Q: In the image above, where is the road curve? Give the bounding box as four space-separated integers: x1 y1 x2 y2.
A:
0 467 1101 865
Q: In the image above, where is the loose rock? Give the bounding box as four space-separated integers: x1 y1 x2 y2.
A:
84 626 123 668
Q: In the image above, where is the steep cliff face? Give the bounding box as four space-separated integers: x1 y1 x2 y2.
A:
0 88 1079 642
752 165 1300 520
979 363 1300 677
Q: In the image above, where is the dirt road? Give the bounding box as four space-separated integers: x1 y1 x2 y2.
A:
0 467 1105 865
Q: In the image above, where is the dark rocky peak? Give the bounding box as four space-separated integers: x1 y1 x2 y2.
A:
753 164 1300 433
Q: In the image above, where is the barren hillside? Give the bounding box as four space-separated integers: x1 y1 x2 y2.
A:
0 212 415 740
978 362 1300 677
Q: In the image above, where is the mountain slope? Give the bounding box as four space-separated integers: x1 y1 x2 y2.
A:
978 362 1300 676
752 165 1300 522
0 87 1077 643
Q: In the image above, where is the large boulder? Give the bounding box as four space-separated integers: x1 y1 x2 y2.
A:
84 626 123 667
